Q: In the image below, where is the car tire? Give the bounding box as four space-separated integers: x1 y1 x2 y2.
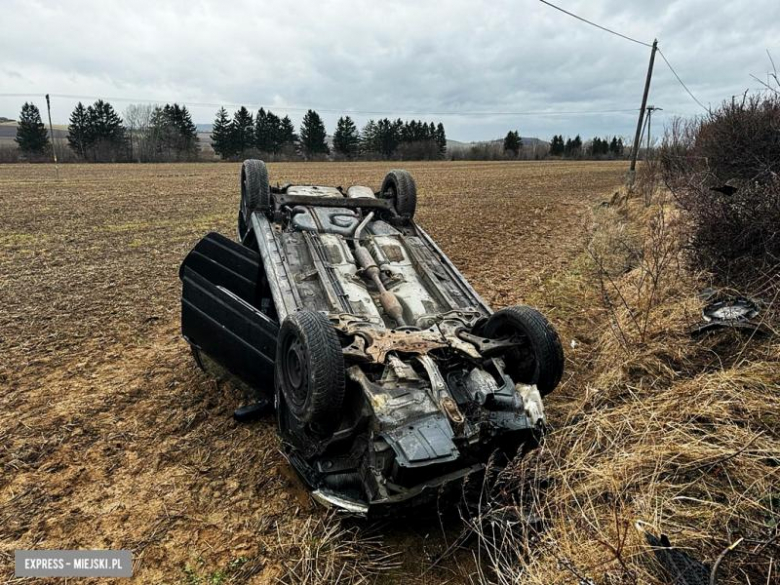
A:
241 159 271 218
380 169 417 220
483 305 564 395
276 310 345 434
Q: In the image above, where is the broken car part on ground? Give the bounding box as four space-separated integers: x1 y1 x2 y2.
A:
179 161 565 515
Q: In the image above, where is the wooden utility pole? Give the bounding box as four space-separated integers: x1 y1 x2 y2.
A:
628 39 658 181
646 105 662 153
45 94 59 178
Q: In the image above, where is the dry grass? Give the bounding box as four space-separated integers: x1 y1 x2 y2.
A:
464 188 780 584
273 515 402 584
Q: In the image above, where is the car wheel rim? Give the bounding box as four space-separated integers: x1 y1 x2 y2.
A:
384 184 397 205
492 322 537 382
283 337 307 409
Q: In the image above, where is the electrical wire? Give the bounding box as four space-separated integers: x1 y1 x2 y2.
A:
0 93 639 118
657 49 710 112
538 0 652 48
538 1 709 114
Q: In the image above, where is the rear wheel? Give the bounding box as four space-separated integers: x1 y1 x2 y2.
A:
483 305 564 395
380 169 417 221
240 160 271 239
276 310 345 434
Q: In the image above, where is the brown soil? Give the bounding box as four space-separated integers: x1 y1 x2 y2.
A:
0 161 626 583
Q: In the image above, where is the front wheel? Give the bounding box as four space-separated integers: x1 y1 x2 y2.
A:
276 310 345 435
483 305 564 395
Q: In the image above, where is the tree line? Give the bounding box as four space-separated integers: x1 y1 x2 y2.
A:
11 100 449 162
10 100 199 162
68 101 200 162
8 100 626 163
548 134 625 158
210 106 447 161
451 131 627 161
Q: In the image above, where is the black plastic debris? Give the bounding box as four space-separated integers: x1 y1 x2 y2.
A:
646 533 711 585
709 184 738 196
691 290 770 336
635 522 745 585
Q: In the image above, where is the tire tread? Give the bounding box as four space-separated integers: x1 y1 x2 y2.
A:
485 305 564 395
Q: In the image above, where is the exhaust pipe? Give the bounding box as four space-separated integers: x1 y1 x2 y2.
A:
353 212 407 327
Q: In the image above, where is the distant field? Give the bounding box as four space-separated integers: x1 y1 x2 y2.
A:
0 121 68 145
0 122 217 157
0 161 626 583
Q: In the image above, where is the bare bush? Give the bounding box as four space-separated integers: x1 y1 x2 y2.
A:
449 141 507 161
658 94 780 292
586 191 684 347
678 177 780 287
0 144 21 163
695 93 780 183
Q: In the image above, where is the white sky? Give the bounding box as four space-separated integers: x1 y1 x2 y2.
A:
1 0 778 142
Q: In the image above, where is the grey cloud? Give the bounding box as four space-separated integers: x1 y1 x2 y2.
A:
1 0 779 141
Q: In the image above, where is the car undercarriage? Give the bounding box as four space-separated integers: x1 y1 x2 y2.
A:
179 161 564 516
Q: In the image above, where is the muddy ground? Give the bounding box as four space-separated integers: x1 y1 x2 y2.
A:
0 161 626 583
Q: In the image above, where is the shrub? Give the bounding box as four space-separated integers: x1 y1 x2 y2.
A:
695 94 780 183
660 94 780 289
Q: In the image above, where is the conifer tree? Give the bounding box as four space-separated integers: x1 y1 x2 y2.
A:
572 134 582 155
86 100 127 161
564 137 573 157
67 102 91 159
609 136 624 157
171 104 199 158
435 123 447 157
333 116 359 158
265 111 283 153
253 109 285 154
211 107 233 159
503 130 521 157
589 137 607 158
254 108 271 153
609 136 618 156
148 104 199 160
15 102 49 155
374 118 400 158
299 109 329 156
549 135 565 157
360 120 378 157
280 115 297 145
231 107 255 157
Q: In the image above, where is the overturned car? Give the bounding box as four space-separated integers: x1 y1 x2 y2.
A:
179 161 564 515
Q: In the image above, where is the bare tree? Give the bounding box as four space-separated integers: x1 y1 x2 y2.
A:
124 103 156 162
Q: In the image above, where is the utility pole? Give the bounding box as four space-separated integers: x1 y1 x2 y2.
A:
645 105 662 154
45 94 59 178
628 39 658 183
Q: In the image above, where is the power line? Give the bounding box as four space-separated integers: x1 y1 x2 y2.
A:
538 0 652 48
0 92 639 118
538 2 709 114
657 49 709 112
